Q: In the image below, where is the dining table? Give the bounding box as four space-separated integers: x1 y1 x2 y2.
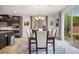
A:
28 32 55 54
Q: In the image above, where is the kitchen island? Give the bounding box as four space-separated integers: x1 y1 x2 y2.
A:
0 31 15 49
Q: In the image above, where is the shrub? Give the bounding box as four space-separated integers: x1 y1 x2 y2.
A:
73 35 79 40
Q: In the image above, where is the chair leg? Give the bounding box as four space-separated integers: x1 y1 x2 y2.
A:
29 40 31 54
36 47 38 54
46 47 48 54
53 40 55 54
36 49 38 54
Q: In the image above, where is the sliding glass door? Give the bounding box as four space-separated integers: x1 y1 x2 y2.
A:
64 6 79 49
64 12 73 44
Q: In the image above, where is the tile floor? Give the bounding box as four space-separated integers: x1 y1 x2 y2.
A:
0 38 79 54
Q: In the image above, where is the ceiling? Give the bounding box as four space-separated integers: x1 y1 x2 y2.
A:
0 5 68 16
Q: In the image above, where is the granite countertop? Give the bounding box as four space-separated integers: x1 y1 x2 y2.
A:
0 31 14 34
0 27 14 30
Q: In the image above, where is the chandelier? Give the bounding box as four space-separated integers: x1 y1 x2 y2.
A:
34 5 45 21
35 16 45 21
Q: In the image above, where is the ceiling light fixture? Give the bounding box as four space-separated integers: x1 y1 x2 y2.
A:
35 16 45 21
35 5 45 21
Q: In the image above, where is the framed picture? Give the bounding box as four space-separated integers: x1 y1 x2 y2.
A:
31 16 47 29
56 19 59 27
24 21 29 26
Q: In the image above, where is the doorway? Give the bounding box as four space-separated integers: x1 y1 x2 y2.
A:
64 6 79 49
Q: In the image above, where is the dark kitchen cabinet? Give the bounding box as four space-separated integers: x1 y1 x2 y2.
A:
0 15 9 26
0 15 22 38
12 16 22 38
0 31 14 49
0 34 7 49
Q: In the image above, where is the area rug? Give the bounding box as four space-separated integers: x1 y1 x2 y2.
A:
15 40 79 54
16 42 65 54
31 44 65 54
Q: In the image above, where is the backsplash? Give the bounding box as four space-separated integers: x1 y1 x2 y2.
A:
0 22 7 27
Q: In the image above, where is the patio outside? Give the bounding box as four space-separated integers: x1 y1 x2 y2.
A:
64 13 79 49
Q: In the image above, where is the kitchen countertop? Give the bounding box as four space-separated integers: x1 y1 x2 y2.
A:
0 27 13 30
0 31 14 34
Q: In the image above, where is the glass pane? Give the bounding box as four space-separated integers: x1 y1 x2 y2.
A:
73 16 79 48
64 12 73 44
72 6 79 49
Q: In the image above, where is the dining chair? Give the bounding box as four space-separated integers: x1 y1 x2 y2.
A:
26 28 36 54
48 29 57 54
52 29 57 38
35 31 49 54
48 29 57 41
49 29 53 35
26 28 36 43
29 28 32 35
26 29 31 38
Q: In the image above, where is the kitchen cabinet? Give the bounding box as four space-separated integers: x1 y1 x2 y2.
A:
0 15 22 38
0 34 7 49
12 16 22 38
0 31 14 49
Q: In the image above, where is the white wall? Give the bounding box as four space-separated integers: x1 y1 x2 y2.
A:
48 16 56 30
48 15 59 38
22 16 31 38
21 15 59 38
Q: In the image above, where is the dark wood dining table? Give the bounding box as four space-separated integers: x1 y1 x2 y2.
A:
29 33 55 54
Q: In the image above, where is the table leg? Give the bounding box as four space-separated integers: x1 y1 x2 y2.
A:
29 39 31 54
53 39 55 54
